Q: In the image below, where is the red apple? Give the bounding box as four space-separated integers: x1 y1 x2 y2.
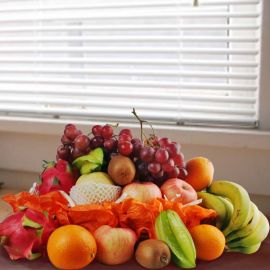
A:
121 182 162 203
94 225 137 265
160 178 197 204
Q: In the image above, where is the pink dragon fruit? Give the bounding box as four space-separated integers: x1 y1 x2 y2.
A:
36 159 78 195
0 208 56 260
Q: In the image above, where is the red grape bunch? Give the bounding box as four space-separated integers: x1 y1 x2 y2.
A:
56 113 187 186
56 124 117 162
134 137 187 186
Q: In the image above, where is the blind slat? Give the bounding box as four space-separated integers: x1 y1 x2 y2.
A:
0 36 259 43
0 47 259 55
0 101 256 116
0 57 259 67
0 12 260 24
0 0 260 13
0 105 257 125
0 92 256 104
0 77 257 91
0 67 258 79
0 24 260 33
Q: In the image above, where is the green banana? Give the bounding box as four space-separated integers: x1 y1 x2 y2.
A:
227 211 269 248
226 243 261 254
197 192 230 230
218 196 234 229
207 180 251 236
155 210 196 269
226 202 260 243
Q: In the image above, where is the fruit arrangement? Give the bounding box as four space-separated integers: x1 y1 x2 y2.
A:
0 111 269 270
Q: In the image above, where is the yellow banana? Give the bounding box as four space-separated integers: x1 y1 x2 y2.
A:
218 196 234 230
197 192 230 230
226 202 260 243
227 211 269 248
207 180 251 236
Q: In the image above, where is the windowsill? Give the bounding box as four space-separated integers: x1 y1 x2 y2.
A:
0 115 270 150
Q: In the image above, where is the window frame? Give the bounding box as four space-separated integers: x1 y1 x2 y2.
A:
258 0 270 130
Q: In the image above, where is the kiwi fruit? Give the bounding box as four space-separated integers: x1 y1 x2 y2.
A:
108 155 136 186
135 239 171 269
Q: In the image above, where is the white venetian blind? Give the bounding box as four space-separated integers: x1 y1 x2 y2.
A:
0 0 262 127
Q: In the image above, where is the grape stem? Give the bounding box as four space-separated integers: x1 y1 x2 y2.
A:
132 108 156 146
109 123 119 128
132 108 146 142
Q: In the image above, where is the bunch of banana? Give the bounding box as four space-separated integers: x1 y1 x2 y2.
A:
197 180 269 254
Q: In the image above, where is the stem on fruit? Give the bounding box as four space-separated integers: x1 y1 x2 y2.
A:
160 254 169 265
132 108 156 146
148 122 156 139
132 108 146 142
0 236 8 246
108 123 119 128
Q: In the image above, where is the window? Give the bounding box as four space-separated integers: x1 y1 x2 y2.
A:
0 0 262 128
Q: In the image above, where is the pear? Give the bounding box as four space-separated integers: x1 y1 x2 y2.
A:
76 172 114 186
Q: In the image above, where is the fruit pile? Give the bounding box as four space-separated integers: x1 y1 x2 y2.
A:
0 114 269 270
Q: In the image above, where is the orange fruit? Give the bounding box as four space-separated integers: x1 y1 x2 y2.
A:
189 224 225 261
47 224 97 270
185 156 214 191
